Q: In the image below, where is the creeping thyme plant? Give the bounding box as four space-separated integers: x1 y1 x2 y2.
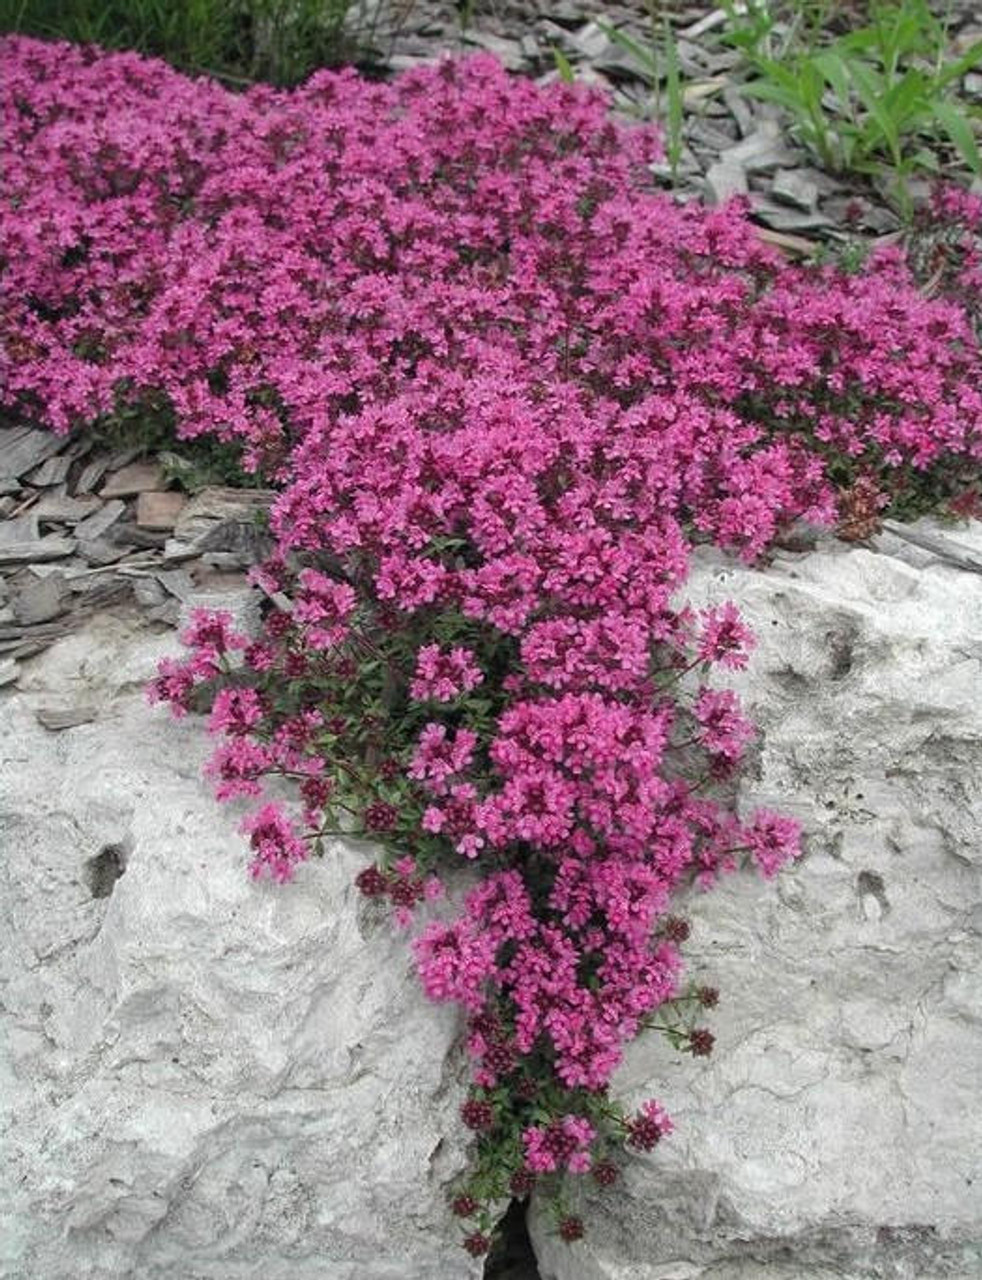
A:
3 37 981 1256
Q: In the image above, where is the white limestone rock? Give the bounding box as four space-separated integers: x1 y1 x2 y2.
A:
531 522 982 1280
0 613 481 1280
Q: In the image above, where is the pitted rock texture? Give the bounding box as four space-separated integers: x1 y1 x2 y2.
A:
530 522 982 1280
0 614 480 1280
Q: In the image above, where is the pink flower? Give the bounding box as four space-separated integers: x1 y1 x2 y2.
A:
208 687 265 736
408 723 477 795
743 809 802 878
410 644 484 703
522 1115 596 1174
242 802 308 883
692 687 754 762
413 917 497 1010
696 602 755 670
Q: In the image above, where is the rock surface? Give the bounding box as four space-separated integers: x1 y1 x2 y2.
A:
0 613 481 1280
530 521 982 1280
4 521 982 1280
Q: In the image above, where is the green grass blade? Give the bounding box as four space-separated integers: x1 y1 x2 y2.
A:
930 99 982 175
595 19 659 78
552 47 575 84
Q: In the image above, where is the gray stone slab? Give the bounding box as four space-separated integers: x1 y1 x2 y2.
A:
0 513 41 546
25 455 72 487
33 494 104 525
0 425 63 480
73 456 112 495
74 499 126 542
35 704 99 731
76 537 130 567
0 537 76 565
771 167 820 212
705 160 748 206
10 575 71 626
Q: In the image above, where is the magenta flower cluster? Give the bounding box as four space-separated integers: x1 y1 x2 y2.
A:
4 35 980 1251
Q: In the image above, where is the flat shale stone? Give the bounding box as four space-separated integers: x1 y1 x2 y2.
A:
0 537 76 565
73 456 112 495
100 461 165 498
135 490 187 531
178 582 262 637
721 124 801 173
74 499 125 542
147 599 181 626
155 568 196 601
76 538 130 567
0 513 41 545
772 167 820 212
132 578 167 609
33 494 104 525
10 575 71 626
173 486 275 557
35 704 99 731
461 29 526 70
25 455 72 487
705 160 748 205
0 425 63 481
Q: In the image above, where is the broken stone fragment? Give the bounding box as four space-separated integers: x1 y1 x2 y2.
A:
178 580 262 637
33 494 104 525
136 490 187 531
99 461 165 498
155 568 196 601
76 538 130 567
751 196 833 233
74 500 126 542
161 539 198 562
73 456 112 495
173 486 275 557
105 446 144 472
131 577 167 609
0 512 41 545
25 455 72 487
720 124 800 174
0 537 76 565
35 704 99 731
460 29 526 71
0 424 64 482
771 167 820 212
704 159 748 206
147 598 181 626
10 574 71 626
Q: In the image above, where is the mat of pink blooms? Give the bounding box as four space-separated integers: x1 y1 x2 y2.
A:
3 35 981 1255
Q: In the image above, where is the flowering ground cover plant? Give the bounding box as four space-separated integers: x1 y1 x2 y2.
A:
3 35 982 1256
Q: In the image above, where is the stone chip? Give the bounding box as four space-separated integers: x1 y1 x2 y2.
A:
100 461 165 498
136 490 187 531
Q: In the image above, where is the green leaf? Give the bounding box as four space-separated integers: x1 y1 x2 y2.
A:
908 145 941 173
740 79 810 116
812 50 852 111
552 47 575 84
595 19 659 79
930 99 982 175
848 59 901 162
663 19 683 174
880 68 929 129
937 39 982 90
